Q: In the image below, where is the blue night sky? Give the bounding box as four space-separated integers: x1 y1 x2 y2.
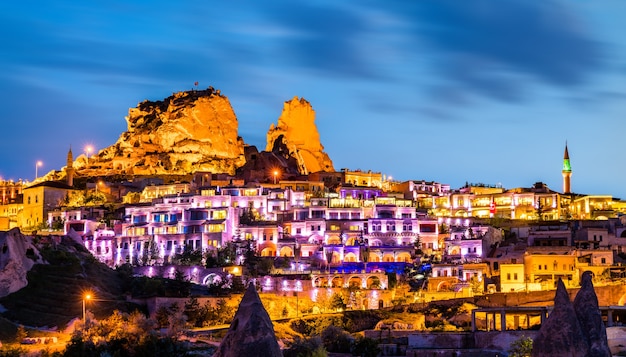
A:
1 1 625 198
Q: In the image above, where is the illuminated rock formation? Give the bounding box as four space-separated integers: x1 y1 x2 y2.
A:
573 271 611 357
0 228 44 297
266 96 334 174
37 90 336 182
532 279 589 357
213 283 282 357
79 87 246 176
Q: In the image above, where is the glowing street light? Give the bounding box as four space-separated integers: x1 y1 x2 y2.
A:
96 180 104 193
35 161 43 179
273 170 278 185
84 145 93 158
83 293 91 323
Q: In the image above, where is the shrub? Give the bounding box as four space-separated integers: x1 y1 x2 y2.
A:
508 335 533 357
290 315 343 336
351 336 380 357
284 336 327 357
321 325 352 353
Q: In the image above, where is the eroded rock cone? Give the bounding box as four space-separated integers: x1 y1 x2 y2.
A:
573 271 611 357
213 283 283 357
532 279 588 357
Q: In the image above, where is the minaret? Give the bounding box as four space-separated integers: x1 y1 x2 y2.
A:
66 146 75 187
562 142 572 194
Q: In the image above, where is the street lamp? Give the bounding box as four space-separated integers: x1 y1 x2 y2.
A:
35 161 42 179
273 170 278 185
84 145 93 159
83 293 91 323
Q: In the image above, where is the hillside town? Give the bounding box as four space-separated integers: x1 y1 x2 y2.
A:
2 143 626 302
1 91 625 356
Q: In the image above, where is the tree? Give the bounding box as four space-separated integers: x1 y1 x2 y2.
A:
386 272 397 289
173 247 202 266
184 297 202 327
351 336 380 357
141 236 161 266
330 293 346 312
169 269 191 297
508 335 533 357
284 336 327 357
239 207 260 225
51 218 65 231
321 325 352 353
469 276 484 294
413 235 423 256
535 199 544 221
15 325 27 343
155 304 177 329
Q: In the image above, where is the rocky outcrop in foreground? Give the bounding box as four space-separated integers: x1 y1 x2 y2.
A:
213 283 283 357
532 276 610 357
0 228 44 297
573 271 612 357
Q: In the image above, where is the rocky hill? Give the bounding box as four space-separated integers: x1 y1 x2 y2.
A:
0 231 135 328
42 88 334 182
78 87 246 176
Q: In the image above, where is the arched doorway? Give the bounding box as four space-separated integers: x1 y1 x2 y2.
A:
348 276 362 289
261 248 276 257
314 276 329 288
367 276 381 289
202 273 222 286
327 235 342 244
344 252 357 262
279 246 294 257
396 252 411 263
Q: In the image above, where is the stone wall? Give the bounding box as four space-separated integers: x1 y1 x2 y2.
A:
607 326 626 356
466 283 626 308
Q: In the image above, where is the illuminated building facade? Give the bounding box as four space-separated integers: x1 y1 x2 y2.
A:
341 168 382 188
21 181 77 229
0 179 23 229
426 182 566 220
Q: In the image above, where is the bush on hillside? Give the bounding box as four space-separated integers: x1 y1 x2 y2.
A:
283 336 327 357
321 325 353 353
290 315 343 336
351 336 380 357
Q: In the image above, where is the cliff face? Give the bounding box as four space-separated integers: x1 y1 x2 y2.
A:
79 88 246 176
44 90 335 181
266 96 334 174
0 228 44 298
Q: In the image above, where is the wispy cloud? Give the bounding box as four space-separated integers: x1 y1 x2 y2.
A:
405 0 605 104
